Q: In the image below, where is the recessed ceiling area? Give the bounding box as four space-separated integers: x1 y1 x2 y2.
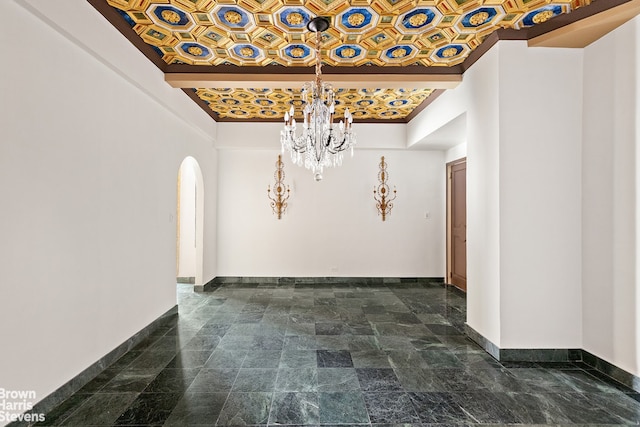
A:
409 112 466 151
90 0 638 123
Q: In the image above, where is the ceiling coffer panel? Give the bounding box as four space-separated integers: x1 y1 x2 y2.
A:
100 0 599 122
107 0 590 67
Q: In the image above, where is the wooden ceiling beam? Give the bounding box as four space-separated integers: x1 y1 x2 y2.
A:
164 72 462 90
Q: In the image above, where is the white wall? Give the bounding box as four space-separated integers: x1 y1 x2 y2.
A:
216 130 445 277
410 45 503 345
411 40 584 349
498 42 583 348
582 15 640 375
0 0 217 411
445 143 467 164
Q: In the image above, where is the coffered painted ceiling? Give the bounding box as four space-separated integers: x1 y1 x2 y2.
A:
89 0 638 122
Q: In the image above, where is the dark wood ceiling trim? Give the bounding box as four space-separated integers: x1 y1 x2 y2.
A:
406 89 446 123
87 0 167 72
181 89 220 121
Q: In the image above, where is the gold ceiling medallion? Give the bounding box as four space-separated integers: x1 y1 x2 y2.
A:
373 156 397 221
224 10 243 24
469 11 490 26
533 10 555 23
442 47 459 57
267 155 291 220
161 10 181 24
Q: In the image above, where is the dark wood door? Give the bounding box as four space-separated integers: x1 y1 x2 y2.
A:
448 160 467 291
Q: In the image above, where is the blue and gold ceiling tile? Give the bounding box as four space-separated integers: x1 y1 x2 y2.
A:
274 6 312 32
148 5 194 31
282 44 312 63
177 42 213 61
201 30 227 46
253 28 287 49
212 6 256 31
370 33 389 46
330 44 364 63
220 98 241 106
379 110 400 117
426 30 449 45
140 25 176 47
457 6 505 32
397 8 441 34
254 98 275 107
383 45 416 64
249 88 271 94
258 109 279 117
231 44 263 62
516 4 568 28
388 99 409 108
356 99 375 107
227 109 250 118
359 88 383 96
431 43 470 64
337 7 378 33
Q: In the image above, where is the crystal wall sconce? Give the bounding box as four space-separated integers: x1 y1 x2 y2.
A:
373 156 397 221
267 154 290 219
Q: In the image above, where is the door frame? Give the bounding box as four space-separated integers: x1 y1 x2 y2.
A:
446 157 467 289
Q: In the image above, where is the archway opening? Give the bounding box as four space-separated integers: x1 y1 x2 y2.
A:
176 156 204 287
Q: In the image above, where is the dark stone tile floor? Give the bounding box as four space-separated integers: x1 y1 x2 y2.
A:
35 281 640 426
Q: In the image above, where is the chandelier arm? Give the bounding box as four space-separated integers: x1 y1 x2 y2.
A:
327 135 348 153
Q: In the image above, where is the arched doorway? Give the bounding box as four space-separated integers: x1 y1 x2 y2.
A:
176 156 204 287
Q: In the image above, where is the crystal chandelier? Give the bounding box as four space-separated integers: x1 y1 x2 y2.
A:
280 17 356 182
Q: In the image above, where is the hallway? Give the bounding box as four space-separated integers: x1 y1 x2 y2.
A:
36 281 640 426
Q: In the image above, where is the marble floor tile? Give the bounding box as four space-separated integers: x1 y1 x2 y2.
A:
216 392 273 425
362 391 421 424
269 392 320 425
232 368 278 392
408 391 472 424
163 392 227 426
58 392 139 426
186 368 238 393
165 350 213 369
99 371 156 393
113 391 183 425
280 350 318 368
317 368 361 392
276 367 318 392
37 282 640 427
242 349 282 368
350 350 393 368
142 367 199 393
355 368 403 392
318 391 369 424
316 350 354 368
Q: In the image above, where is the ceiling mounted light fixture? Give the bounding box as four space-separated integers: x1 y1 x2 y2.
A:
281 16 356 181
